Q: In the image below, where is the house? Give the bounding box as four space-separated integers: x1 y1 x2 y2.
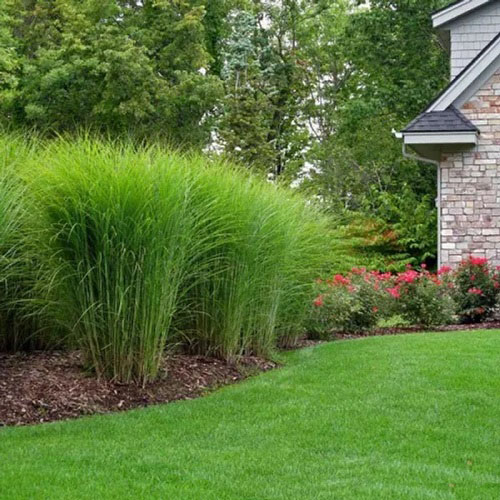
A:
397 0 500 267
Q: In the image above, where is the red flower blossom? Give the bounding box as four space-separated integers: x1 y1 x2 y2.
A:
468 288 483 296
333 274 350 286
372 306 379 313
387 286 401 299
397 270 419 284
438 266 452 275
313 295 324 307
421 263 427 269
468 256 488 266
378 272 392 282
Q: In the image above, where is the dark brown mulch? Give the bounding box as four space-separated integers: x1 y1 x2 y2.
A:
280 338 326 350
0 351 277 427
332 320 500 340
2 323 499 427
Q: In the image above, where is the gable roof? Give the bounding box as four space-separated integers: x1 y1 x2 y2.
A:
401 31 500 135
402 106 478 134
432 0 495 28
426 31 500 112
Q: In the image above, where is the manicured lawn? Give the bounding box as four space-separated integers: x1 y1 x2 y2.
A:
1 331 499 499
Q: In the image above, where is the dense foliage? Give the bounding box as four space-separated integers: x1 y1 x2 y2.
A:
0 135 332 382
0 0 454 265
452 257 500 323
0 0 223 146
309 258 500 335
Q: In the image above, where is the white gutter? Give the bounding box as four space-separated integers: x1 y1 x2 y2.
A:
403 132 477 145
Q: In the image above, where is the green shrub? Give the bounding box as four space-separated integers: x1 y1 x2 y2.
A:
307 271 389 336
307 265 456 335
452 257 499 323
393 268 455 327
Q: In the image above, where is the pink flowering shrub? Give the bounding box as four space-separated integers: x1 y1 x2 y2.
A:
308 257 500 336
307 269 392 336
394 265 455 327
452 257 499 323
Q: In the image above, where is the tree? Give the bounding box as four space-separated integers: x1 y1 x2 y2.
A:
301 0 451 264
0 0 223 147
217 1 319 179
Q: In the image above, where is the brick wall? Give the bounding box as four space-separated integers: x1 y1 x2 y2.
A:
440 71 500 266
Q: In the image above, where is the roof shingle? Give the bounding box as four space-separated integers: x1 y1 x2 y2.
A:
402 106 479 133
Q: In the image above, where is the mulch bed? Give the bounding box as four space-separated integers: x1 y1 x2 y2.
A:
0 351 276 427
332 320 500 340
2 322 499 427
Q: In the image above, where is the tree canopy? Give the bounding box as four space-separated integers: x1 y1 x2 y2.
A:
0 0 454 265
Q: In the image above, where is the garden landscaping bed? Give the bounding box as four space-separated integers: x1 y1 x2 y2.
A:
332 320 500 340
2 322 499 427
0 351 276 427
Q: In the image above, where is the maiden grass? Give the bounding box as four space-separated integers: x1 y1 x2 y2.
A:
1 135 333 382
0 134 42 351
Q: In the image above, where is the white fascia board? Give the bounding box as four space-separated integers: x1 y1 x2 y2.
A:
432 0 492 28
403 132 478 145
427 37 500 112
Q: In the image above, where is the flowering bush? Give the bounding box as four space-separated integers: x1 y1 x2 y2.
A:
307 269 395 336
452 257 499 323
308 257 500 336
394 266 455 327
307 270 391 336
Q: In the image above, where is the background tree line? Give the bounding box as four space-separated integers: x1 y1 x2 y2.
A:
0 0 452 267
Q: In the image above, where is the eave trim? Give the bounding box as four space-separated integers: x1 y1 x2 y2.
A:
432 0 493 28
402 131 478 145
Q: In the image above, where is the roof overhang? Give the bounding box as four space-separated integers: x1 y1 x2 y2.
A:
432 0 493 28
395 130 478 163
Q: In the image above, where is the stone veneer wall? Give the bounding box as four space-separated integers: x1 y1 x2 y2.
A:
440 71 500 267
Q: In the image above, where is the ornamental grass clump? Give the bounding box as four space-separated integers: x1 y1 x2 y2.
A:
177 163 331 358
452 256 500 323
19 137 332 381
0 134 44 351
28 139 206 383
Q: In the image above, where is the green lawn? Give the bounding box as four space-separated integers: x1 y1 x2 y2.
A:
1 331 499 499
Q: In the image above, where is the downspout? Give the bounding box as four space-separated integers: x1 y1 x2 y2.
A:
393 130 442 268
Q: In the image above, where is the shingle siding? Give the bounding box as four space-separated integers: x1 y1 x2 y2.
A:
448 2 500 78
